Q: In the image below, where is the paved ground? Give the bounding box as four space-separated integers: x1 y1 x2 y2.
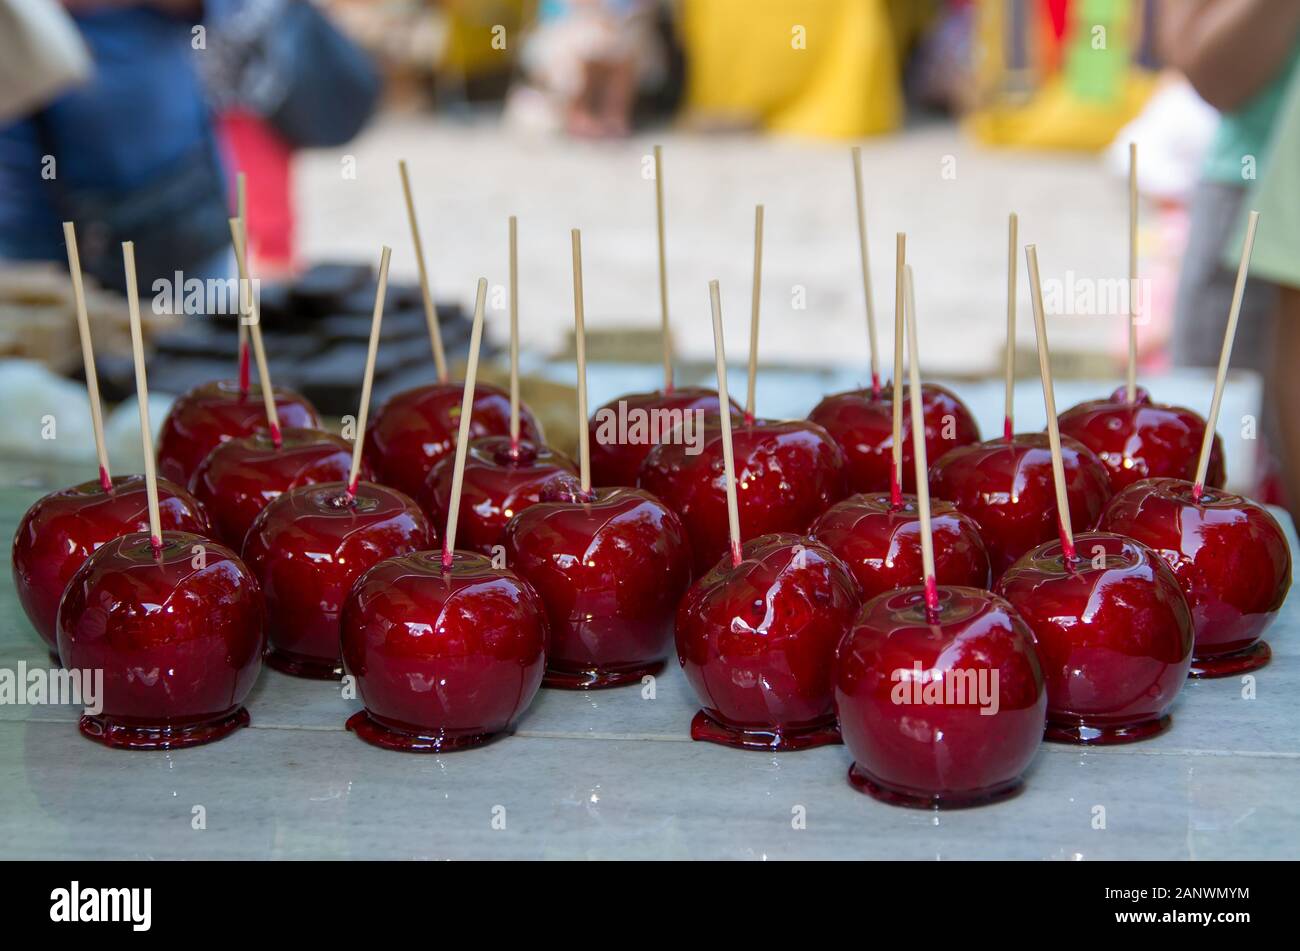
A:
297 114 1139 378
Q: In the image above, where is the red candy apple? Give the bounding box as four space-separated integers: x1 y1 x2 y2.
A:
189 427 365 549
57 530 264 749
809 493 990 600
156 379 319 485
675 533 861 750
504 484 692 688
243 481 433 679
834 585 1046 808
12 475 211 653
1058 386 1225 493
588 386 738 487
639 417 848 575
341 550 548 752
930 433 1112 576
363 381 542 500
1100 478 1291 676
996 531 1193 743
419 436 577 556
808 383 980 494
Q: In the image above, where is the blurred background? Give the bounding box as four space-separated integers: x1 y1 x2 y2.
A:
2 0 1297 517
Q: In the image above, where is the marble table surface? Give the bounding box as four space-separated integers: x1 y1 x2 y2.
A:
1 486 1297 860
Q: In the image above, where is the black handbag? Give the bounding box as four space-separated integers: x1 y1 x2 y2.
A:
260 1 382 148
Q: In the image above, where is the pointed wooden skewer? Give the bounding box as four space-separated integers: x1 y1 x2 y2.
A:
745 204 764 426
1193 211 1259 500
122 242 162 554
851 146 880 397
571 230 592 495
653 145 673 393
709 280 743 568
441 278 489 568
903 266 939 620
345 246 391 502
1025 244 1076 564
1004 212 1018 440
1126 142 1138 404
230 217 282 448
508 215 521 450
890 232 906 508
64 222 112 492
399 159 449 384
236 172 250 396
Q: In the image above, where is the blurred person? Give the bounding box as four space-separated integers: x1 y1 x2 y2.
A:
676 0 902 138
199 0 380 275
200 0 298 276
0 0 233 302
1159 0 1300 511
506 0 664 137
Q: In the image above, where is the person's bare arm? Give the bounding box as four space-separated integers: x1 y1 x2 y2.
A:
1158 0 1300 111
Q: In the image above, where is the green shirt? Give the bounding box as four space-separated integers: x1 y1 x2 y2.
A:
1203 46 1300 185
1226 46 1300 287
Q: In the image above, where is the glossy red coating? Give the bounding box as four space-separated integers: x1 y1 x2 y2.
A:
834 586 1046 808
808 382 980 494
57 530 264 750
363 381 542 499
675 533 861 750
996 531 1193 744
1058 386 1225 493
639 417 849 575
189 427 364 549
809 492 991 600
12 475 212 652
342 550 548 752
420 436 577 556
504 486 692 688
242 481 433 679
929 432 1113 576
587 386 740 487
156 378 319 485
1100 478 1290 677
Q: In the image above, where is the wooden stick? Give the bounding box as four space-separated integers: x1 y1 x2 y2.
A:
1194 211 1259 498
745 204 764 424
508 215 521 448
851 146 880 396
236 173 250 396
891 232 905 507
229 217 281 447
122 242 162 552
399 159 449 383
1025 245 1076 562
571 230 592 493
64 222 112 491
442 278 489 567
654 145 673 393
709 280 742 568
346 246 391 499
1126 142 1138 403
904 266 938 617
1004 212 1018 440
